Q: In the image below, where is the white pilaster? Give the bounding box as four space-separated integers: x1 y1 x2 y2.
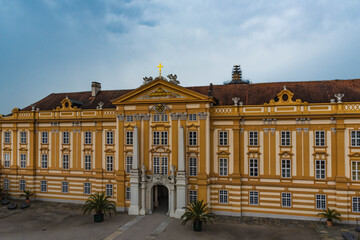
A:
129 126 140 215
175 125 187 218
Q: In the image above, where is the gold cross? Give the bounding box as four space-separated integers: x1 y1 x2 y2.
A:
157 63 164 76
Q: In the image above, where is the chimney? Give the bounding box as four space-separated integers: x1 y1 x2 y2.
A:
91 82 101 97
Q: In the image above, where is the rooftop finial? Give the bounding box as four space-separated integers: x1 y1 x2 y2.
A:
157 63 164 77
283 85 287 90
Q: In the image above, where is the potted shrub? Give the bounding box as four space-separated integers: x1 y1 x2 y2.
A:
317 208 341 226
181 200 215 232
20 189 34 204
83 192 116 223
1 189 10 205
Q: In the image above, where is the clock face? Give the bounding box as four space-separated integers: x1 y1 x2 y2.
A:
156 103 165 113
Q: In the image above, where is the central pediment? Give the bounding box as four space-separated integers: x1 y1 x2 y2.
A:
111 78 214 105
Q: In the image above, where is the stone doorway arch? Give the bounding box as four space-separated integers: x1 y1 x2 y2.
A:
151 184 169 215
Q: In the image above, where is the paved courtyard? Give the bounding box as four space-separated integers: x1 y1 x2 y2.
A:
0 201 357 240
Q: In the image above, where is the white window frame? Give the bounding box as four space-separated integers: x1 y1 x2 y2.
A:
63 131 70 144
42 131 48 144
249 191 259 205
281 131 291 146
315 130 325 146
161 157 168 175
351 130 360 147
4 153 10 168
353 197 360 212
84 182 91 195
85 131 92 144
84 155 91 171
249 158 258 177
281 159 291 178
40 180 47 192
352 161 360 181
189 113 197 121
219 131 228 146
126 156 133 173
153 131 168 145
41 154 48 169
189 131 197 146
281 192 291 207
153 157 160 175
153 114 160 122
189 190 198 203
106 184 113 197
62 154 69 170
19 179 26 191
126 187 131 200
106 131 114 145
315 160 326 179
3 179 9 190
153 131 160 145
62 181 69 193
106 155 113 172
126 131 133 145
316 194 326 210
126 115 134 122
161 131 168 145
20 131 27 144
189 157 197 176
20 153 26 168
219 190 228 204
219 158 228 176
4 131 11 144
161 114 168 122
249 131 258 146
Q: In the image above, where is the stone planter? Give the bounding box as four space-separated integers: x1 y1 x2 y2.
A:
193 221 202 232
94 213 104 223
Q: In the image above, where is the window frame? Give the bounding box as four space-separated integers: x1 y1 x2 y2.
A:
161 157 168 175
315 160 326 180
20 131 27 144
41 154 48 169
219 158 228 176
126 155 133 173
189 190 198 203
40 180 47 192
62 181 69 193
126 187 131 200
19 179 26 191
281 131 291 146
106 184 113 197
84 182 91 195
219 189 228 204
84 155 91 171
126 131 134 145
351 130 360 147
106 131 114 145
106 155 113 172
315 130 325 146
42 131 48 144
3 179 9 190
281 192 292 208
153 156 160 175
63 131 70 144
352 161 360 181
4 153 10 168
84 131 92 144
188 114 197 121
353 197 360 212
20 153 27 168
126 115 134 122
281 159 291 178
189 157 197 176
316 194 326 210
189 131 197 146
4 131 11 144
249 158 258 177
249 131 258 146
249 191 259 205
219 131 228 146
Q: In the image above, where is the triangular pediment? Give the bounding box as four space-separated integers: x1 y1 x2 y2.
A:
111 79 214 105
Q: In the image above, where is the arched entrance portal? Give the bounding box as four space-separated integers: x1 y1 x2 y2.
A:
152 185 169 214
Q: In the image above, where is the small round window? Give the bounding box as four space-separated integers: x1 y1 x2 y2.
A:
282 94 288 101
64 102 69 108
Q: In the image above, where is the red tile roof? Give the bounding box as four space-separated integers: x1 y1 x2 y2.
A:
21 79 360 111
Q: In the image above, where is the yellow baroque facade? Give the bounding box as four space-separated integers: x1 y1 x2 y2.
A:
1 68 360 222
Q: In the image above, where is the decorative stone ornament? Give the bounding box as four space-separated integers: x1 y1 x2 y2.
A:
155 103 165 113
334 93 344 103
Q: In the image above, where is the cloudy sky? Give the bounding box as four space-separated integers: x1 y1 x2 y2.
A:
1 0 360 114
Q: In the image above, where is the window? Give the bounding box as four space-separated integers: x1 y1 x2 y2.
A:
281 131 291 146
153 131 168 145
249 191 259 205
189 114 197 121
126 115 134 122
315 131 325 146
42 131 48 144
219 131 228 146
249 158 258 177
281 192 291 207
153 157 160 175
189 190 198 203
126 187 131 200
63 154 69 170
19 179 26 191
20 154 26 168
126 156 133 173
63 131 70 144
62 181 69 193
106 156 113 171
126 131 133 145
189 131 197 146
219 158 228 176
249 131 258 146
189 157 197 176
106 184 113 197
351 131 360 146
315 160 326 179
84 182 91 195
281 159 291 178
84 155 91 170
153 114 168 122
106 131 114 145
4 132 10 143
85 131 92 144
316 194 326 210
353 197 360 212
41 154 48 169
219 190 228 204
153 114 160 122
4 153 10 168
3 179 9 190
40 180 47 192
352 161 360 181
20 131 27 144
161 131 168 145
161 157 168 175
